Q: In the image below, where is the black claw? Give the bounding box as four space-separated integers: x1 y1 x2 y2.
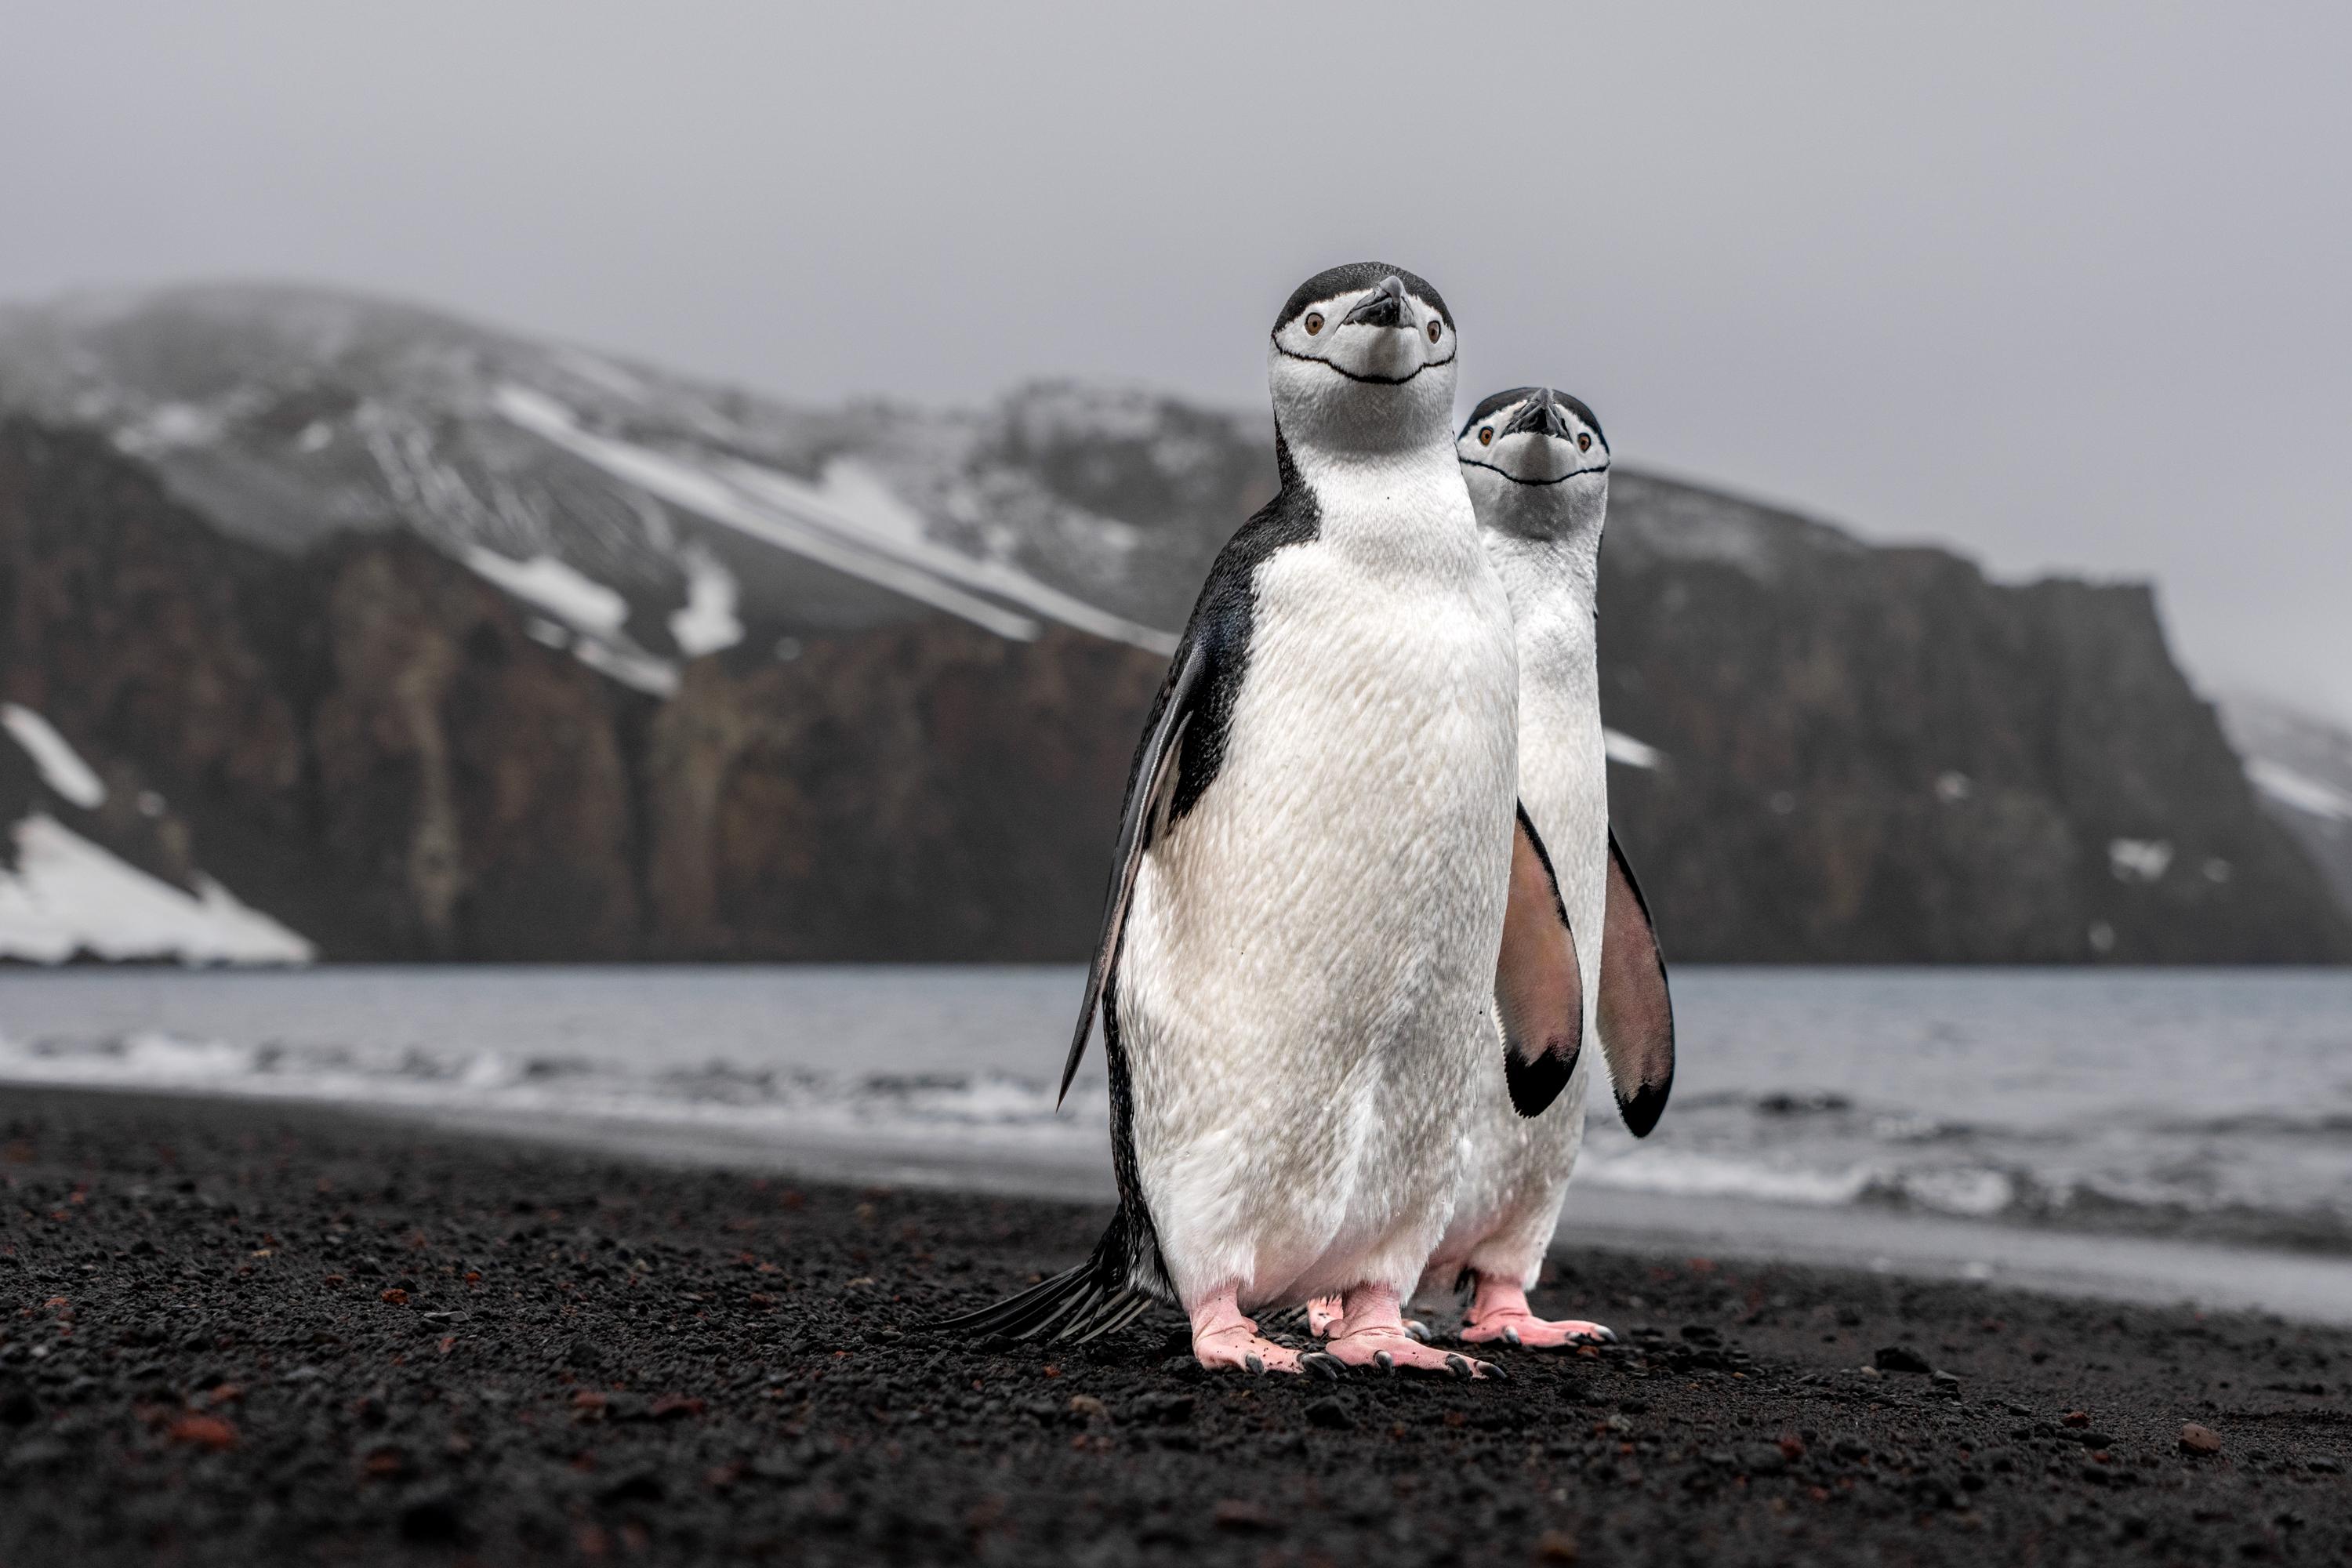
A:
1445 1352 1472 1380
1404 1319 1430 1343
1483 1358 1508 1381
1502 1325 1521 1346
1303 1352 1343 1382
1245 1352 1264 1375
1374 1350 1395 1372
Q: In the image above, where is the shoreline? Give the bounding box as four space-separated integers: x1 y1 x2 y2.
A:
2 1084 2348 1564
423 1100 2352 1328
13 1072 2352 1325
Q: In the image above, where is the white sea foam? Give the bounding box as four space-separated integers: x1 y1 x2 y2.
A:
1576 1146 1873 1207
0 967 2344 1254
0 1028 1102 1160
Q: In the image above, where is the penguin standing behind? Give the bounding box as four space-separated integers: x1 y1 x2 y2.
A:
1417 387 1676 1348
949 268 1584 1380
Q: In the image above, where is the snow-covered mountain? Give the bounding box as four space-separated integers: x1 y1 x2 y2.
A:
2220 694 2352 919
0 285 1272 695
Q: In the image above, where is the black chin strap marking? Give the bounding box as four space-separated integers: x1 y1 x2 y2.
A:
1271 339 1456 387
1458 456 1611 488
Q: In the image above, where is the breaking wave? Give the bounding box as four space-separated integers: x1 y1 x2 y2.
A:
3 964 2349 1259
0 1030 1107 1158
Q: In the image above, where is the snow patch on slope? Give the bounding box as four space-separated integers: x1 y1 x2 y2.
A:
459 545 678 696
573 639 679 699
1604 728 1665 771
0 814 312 965
2248 759 2352 824
669 549 743 658
724 456 1181 655
460 547 628 636
2109 838 2175 883
494 385 1044 642
494 385 1180 655
2 704 107 808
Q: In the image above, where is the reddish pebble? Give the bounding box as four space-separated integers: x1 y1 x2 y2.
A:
379 1288 408 1306
651 1394 706 1421
1212 1499 1274 1532
2180 1422 2223 1455
2063 1410 2090 1427
167 1414 237 1451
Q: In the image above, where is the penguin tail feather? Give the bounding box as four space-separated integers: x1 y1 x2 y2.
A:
939 1211 1163 1345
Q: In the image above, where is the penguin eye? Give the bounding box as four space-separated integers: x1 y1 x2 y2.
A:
1303 312 1324 336
1478 427 1494 447
1426 321 1442 343
1577 433 1592 452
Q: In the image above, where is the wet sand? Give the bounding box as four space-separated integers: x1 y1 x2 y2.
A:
2 1085 2347 1564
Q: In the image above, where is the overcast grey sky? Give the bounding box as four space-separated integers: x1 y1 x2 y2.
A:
5 2 2347 720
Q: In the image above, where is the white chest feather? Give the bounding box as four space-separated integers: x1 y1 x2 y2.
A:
1116 454 1522 1307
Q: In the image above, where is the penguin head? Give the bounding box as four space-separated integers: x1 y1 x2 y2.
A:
1267 263 1458 462
1457 387 1610 538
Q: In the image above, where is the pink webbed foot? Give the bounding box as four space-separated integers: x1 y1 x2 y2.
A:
1324 1283 1501 1380
1191 1289 1342 1379
1306 1294 1428 1342
1458 1274 1617 1349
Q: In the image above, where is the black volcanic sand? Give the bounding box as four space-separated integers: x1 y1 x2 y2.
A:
2 1089 2347 1566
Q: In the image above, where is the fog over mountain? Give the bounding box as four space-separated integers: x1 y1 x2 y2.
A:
0 284 2339 965
6 4 2346 728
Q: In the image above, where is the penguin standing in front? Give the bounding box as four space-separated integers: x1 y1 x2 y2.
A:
1417 387 1677 1347
948 268 1586 1380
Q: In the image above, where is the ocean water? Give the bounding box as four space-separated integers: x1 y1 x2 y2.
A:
2 967 2349 1306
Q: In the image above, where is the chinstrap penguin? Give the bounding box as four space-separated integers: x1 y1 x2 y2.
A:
1421 387 1676 1348
947 267 1584 1380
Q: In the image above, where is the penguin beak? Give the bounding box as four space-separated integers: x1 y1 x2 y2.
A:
1502 392 1573 442
1340 274 1410 330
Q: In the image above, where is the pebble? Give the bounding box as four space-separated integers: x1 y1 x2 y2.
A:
2180 1422 2223 1456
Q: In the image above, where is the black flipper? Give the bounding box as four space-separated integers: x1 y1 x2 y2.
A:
960 471 1322 1346
1055 637 1208 1107
1596 829 1675 1135
1494 804 1584 1117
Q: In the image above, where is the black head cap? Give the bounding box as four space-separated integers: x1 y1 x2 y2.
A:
1275 262 1454 334
1461 387 1607 449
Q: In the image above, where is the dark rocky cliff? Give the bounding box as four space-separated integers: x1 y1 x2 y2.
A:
1595 477 2347 961
0 420 1165 960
